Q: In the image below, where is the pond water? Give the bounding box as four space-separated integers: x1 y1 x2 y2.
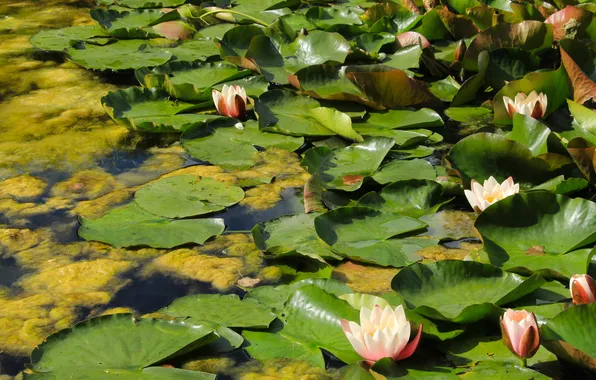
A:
1 0 594 379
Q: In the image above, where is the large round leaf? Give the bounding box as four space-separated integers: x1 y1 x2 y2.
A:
160 294 276 328
181 119 303 170
391 261 545 323
101 87 215 132
66 39 173 71
446 133 571 188
357 179 452 218
541 303 596 370
301 137 395 191
30 25 108 52
252 213 342 262
475 192 596 269
314 206 433 267
27 314 216 379
138 61 251 101
78 203 225 248
134 175 245 218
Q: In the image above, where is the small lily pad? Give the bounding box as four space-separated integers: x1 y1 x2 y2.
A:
135 175 245 218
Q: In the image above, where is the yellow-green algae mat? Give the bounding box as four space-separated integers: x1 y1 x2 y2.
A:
2 0 596 379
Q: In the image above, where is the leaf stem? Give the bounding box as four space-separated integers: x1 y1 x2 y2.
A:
520 357 527 368
199 10 270 28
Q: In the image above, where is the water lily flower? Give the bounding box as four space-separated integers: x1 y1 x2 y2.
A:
464 176 519 214
212 85 248 119
570 274 596 305
503 91 548 119
500 309 540 364
340 305 422 364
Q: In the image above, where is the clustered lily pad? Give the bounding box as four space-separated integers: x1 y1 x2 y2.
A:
21 0 596 378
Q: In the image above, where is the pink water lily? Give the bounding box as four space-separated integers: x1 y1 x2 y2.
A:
340 305 422 364
212 84 248 119
503 91 548 119
464 176 519 214
570 274 596 305
500 309 540 360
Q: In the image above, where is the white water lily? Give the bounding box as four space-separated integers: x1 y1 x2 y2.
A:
503 91 548 119
212 84 248 119
340 305 422 363
464 176 519 214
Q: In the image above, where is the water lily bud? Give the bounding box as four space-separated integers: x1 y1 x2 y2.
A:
212 85 248 119
340 305 422 364
203 6 235 23
503 91 548 119
570 274 596 305
464 176 519 214
500 309 540 359
299 28 308 36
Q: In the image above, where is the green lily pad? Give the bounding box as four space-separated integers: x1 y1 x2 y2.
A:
305 6 363 29
362 108 444 130
457 361 551 380
252 213 342 262
444 106 492 124
26 314 216 379
276 285 361 364
30 25 108 52
90 8 175 38
134 175 245 218
245 278 352 312
165 39 220 63
301 137 394 191
78 203 225 248
315 206 433 267
181 119 304 170
446 133 572 188
371 357 458 379
507 113 551 157
102 87 214 132
541 303 596 370
372 158 436 184
352 127 433 147
160 294 276 328
445 335 556 367
309 107 364 142
475 192 596 271
97 0 186 8
391 260 545 323
255 90 335 137
66 39 173 71
357 179 452 218
138 61 251 101
493 65 570 125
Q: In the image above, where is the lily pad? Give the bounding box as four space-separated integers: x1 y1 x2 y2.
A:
181 119 304 170
138 61 251 101
252 213 342 262
161 294 276 328
272 285 361 365
445 133 572 188
26 314 216 379
97 0 186 8
301 137 395 191
102 87 214 132
78 203 225 248
391 260 545 323
372 158 436 184
357 179 452 218
165 39 220 63
30 25 108 52
314 206 433 267
90 8 175 38
134 175 245 218
541 303 596 370
475 192 596 271
66 39 173 71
